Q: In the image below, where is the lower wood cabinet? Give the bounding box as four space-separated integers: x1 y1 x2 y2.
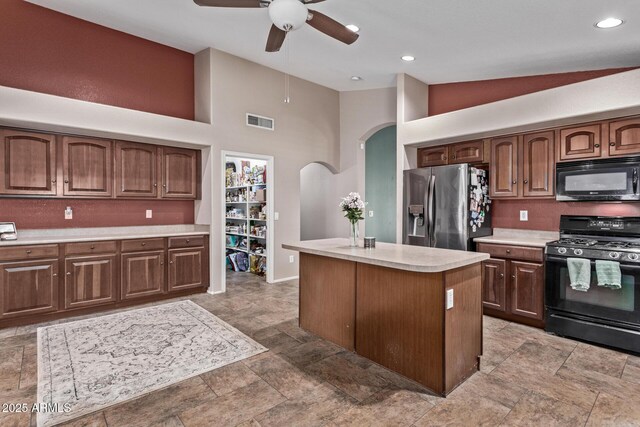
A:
121 251 165 299
0 259 58 318
65 255 116 309
478 243 544 327
168 248 204 291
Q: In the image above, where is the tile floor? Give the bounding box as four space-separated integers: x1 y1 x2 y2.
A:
1 273 640 426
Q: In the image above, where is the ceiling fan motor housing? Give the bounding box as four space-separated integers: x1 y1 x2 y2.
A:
268 0 309 31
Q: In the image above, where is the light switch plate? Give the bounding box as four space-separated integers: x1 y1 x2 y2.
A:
520 210 528 221
64 207 73 220
274 212 279 221
146 210 153 219
369 210 374 217
446 289 454 310
289 255 294 263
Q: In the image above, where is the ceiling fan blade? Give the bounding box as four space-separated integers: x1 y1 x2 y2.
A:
266 24 287 52
193 0 263 7
306 10 359 45
302 0 327 3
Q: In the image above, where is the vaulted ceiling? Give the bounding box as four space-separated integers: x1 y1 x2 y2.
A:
27 0 640 91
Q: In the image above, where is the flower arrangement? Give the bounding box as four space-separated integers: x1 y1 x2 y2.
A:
340 192 366 247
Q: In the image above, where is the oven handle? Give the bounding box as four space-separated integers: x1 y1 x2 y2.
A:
546 255 640 271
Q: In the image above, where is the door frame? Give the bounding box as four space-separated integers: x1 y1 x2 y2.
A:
220 150 275 291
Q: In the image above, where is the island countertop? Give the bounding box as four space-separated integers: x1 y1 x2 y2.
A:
282 238 489 273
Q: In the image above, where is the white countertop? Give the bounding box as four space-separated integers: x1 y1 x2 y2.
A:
473 228 558 248
282 238 489 273
0 224 210 247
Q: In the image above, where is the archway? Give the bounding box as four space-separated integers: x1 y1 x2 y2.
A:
299 162 340 241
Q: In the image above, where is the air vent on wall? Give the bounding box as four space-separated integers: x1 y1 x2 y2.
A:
246 113 275 131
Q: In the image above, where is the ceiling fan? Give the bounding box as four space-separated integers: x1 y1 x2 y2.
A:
193 0 359 52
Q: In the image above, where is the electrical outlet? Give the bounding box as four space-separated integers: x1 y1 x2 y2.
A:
520 210 529 221
64 206 73 220
274 212 279 221
360 143 364 150
146 210 153 219
369 210 374 217
289 255 295 263
446 289 454 310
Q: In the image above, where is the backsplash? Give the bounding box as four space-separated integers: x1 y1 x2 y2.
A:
491 199 640 231
0 199 195 229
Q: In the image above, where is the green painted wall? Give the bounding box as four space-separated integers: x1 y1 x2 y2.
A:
365 125 397 243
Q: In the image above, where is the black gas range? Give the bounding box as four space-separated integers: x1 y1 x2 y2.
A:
545 216 640 354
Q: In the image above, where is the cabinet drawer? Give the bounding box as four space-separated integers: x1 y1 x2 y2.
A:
169 236 205 248
65 241 117 256
477 243 543 262
121 238 165 253
0 244 59 261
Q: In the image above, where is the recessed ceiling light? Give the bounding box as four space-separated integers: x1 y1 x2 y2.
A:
351 76 363 81
346 24 360 33
401 55 416 62
595 17 623 28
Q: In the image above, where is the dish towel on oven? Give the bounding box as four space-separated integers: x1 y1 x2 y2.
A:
595 260 622 290
567 257 591 292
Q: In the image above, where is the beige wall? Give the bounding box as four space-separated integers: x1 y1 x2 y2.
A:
335 88 397 237
199 48 340 289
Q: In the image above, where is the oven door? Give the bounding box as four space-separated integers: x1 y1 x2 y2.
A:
556 160 639 201
545 255 640 327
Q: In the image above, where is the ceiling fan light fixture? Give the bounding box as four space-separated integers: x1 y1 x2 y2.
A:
401 55 415 62
351 76 363 81
268 0 309 32
595 17 623 28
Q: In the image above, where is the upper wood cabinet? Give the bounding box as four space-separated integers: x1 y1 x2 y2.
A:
62 136 113 197
558 124 602 161
115 141 158 198
417 140 487 168
490 132 555 199
489 136 519 198
161 147 198 199
448 140 484 164
0 130 57 195
418 146 448 167
522 131 554 197
609 117 640 157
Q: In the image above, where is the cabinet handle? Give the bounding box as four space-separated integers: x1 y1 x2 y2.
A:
512 180 517 184
506 249 511 254
163 184 167 188
53 273 58 277
66 272 72 276
512 275 516 279
160 261 164 265
452 155 456 159
141 243 146 246
52 179 57 184
594 144 600 148
186 239 190 244
610 142 616 147
442 156 447 160
90 245 95 249
154 183 158 187
499 273 504 278
169 261 174 264
523 180 528 184
64 179 69 183
26 250 32 254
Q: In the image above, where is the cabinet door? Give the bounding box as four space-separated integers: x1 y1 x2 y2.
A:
609 117 640 157
62 136 113 197
558 124 602 161
168 248 203 291
121 251 165 300
489 136 519 198
0 260 58 318
509 261 544 321
115 141 158 198
160 147 197 199
481 259 507 312
418 146 448 167
65 255 116 309
0 130 57 195
449 140 484 164
522 131 554 197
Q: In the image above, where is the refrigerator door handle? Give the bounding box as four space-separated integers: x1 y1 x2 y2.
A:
424 175 432 245
429 175 436 244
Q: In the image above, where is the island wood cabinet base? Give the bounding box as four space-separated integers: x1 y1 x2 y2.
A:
298 253 482 396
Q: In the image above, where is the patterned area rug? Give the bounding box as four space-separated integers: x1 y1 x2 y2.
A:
37 300 267 427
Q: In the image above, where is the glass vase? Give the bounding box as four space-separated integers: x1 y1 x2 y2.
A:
349 221 359 247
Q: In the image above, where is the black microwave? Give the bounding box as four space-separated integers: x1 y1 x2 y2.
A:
556 158 640 201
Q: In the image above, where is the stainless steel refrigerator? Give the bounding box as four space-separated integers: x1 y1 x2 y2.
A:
403 164 492 251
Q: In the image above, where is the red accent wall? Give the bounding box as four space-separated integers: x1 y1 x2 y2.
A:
491 200 640 231
0 0 195 120
0 1 197 230
428 68 635 116
0 199 195 230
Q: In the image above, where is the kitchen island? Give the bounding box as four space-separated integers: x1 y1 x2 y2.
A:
282 238 489 396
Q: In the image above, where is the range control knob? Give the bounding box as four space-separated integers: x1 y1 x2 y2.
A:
573 249 583 255
609 252 621 260
628 253 639 261
557 247 567 254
